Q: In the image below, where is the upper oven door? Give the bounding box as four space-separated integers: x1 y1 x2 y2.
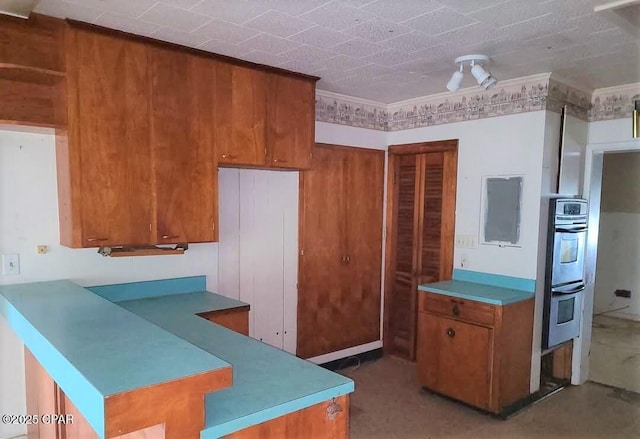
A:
551 225 587 288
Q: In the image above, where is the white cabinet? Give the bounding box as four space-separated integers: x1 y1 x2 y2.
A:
218 168 298 353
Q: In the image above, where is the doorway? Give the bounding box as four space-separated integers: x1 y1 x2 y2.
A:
589 151 640 392
383 140 458 360
577 139 640 387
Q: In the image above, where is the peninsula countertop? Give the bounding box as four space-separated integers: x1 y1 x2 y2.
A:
118 291 354 439
0 278 354 439
0 280 231 437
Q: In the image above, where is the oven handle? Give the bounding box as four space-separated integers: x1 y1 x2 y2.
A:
555 227 587 233
552 284 586 294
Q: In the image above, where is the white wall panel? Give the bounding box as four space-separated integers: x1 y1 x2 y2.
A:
218 168 298 352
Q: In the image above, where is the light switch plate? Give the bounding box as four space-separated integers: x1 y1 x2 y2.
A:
2 254 20 275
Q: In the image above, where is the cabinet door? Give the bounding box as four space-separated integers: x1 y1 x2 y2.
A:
150 47 217 244
216 63 267 166
266 74 314 170
73 29 153 246
417 313 492 410
343 147 384 348
298 145 346 358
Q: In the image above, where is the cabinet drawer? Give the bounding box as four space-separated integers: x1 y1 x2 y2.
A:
420 292 495 326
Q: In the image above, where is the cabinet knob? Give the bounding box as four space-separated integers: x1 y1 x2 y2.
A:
447 327 456 337
345 255 350 263
452 305 460 316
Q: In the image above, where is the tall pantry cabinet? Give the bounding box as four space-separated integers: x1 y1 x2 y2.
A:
297 144 385 359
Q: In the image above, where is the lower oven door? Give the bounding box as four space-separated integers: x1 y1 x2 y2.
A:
547 289 584 348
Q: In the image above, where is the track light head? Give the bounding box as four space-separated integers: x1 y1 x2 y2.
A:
447 54 498 92
446 65 464 92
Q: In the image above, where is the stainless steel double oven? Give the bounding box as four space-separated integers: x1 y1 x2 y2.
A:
542 198 588 349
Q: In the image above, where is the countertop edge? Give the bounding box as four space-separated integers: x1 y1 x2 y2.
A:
0 293 106 437
202 382 355 438
418 283 535 306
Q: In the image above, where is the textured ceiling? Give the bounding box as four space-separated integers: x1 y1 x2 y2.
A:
33 0 640 103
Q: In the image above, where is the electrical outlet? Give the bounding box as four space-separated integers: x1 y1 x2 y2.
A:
614 289 631 298
2 254 20 275
460 254 469 268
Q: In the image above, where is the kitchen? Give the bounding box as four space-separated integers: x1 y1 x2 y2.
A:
1 0 640 438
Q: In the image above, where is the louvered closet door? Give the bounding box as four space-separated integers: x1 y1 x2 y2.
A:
388 154 420 359
387 150 455 360
297 146 346 359
418 153 445 286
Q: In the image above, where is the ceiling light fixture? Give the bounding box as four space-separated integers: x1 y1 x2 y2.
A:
446 55 498 92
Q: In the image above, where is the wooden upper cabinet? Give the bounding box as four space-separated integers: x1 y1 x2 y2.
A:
267 75 315 170
0 14 65 73
149 47 218 244
0 14 66 128
216 63 268 167
61 27 153 247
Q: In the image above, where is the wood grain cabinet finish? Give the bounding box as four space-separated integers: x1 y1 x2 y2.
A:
266 75 314 170
59 27 154 248
149 46 218 244
216 63 268 167
216 64 316 170
199 307 250 336
0 14 67 128
416 292 534 413
298 144 384 359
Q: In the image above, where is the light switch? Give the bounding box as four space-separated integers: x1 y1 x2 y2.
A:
2 254 20 275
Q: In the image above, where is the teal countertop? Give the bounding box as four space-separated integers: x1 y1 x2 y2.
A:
119 292 354 439
0 278 354 439
418 280 535 305
0 281 230 438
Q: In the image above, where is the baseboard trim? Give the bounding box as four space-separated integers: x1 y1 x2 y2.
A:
306 340 383 365
319 348 384 371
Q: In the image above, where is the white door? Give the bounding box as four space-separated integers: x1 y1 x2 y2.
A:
218 168 298 352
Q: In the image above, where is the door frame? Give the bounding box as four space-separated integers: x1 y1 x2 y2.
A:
575 138 640 384
382 139 459 357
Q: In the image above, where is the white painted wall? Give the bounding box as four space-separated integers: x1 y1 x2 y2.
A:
218 168 299 353
574 118 640 384
0 130 219 439
594 212 640 320
593 152 640 321
388 111 548 280
315 121 388 150
589 118 635 144
558 114 588 197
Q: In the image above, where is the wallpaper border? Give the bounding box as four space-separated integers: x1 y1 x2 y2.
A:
316 79 640 132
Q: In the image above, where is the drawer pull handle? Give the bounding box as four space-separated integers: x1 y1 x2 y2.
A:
87 237 108 242
452 305 460 316
447 328 456 338
326 398 343 421
162 235 179 239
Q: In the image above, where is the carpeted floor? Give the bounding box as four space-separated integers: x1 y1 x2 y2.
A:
340 355 640 439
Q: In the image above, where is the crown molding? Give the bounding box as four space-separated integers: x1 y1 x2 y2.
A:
591 82 640 97
387 73 552 110
315 89 387 109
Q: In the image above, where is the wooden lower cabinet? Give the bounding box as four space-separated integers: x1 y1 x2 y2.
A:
224 395 349 439
199 306 250 336
416 292 534 413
